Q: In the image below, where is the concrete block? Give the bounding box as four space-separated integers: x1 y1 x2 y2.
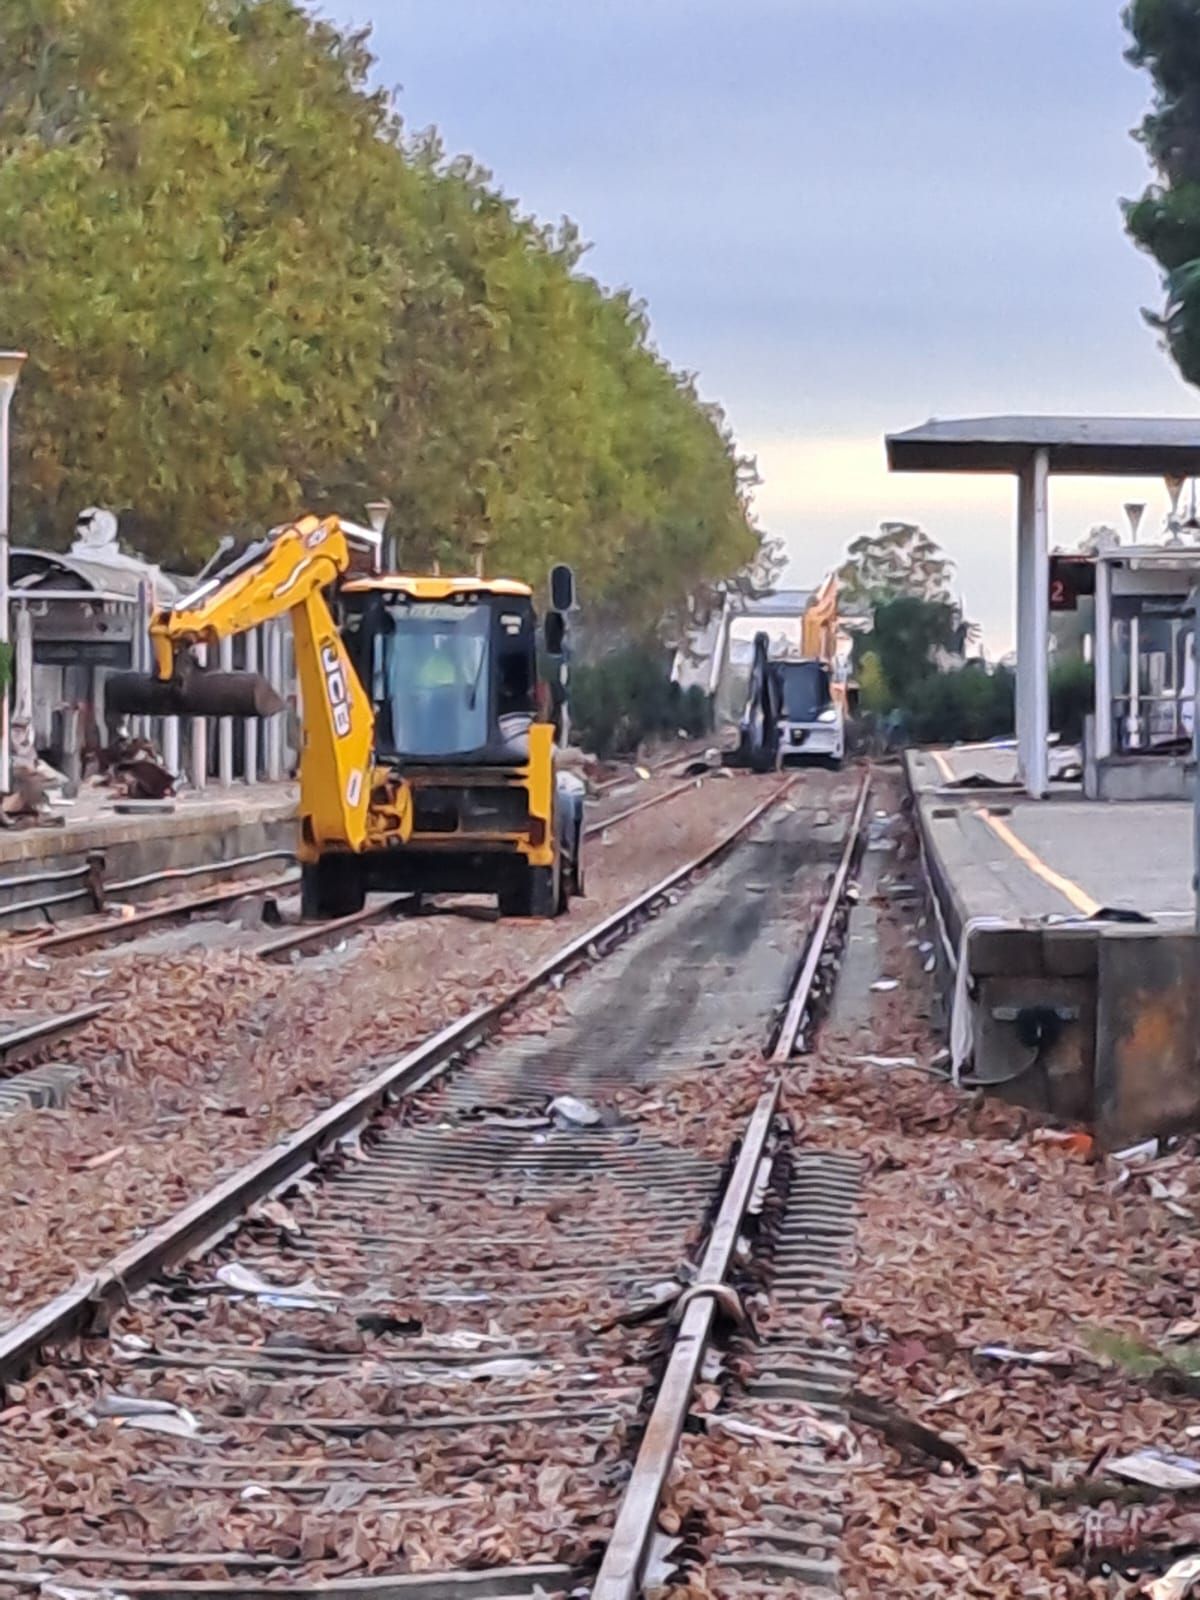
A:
968 925 1045 978
1041 926 1099 979
976 975 1095 1123
1095 927 1200 1148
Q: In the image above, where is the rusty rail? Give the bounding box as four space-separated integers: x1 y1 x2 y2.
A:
593 1083 781 1600
771 769 871 1061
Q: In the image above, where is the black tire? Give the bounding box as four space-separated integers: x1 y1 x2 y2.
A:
301 855 366 920
499 857 561 919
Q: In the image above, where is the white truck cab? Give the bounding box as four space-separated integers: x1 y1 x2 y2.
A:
776 658 844 767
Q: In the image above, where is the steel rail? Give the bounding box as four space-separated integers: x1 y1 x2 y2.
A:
0 778 790 1386
0 1004 107 1065
770 769 871 1062
255 893 418 962
585 777 699 836
11 769 700 961
592 1083 781 1600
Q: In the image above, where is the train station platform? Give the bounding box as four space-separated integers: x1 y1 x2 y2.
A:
0 783 297 928
907 745 1199 1147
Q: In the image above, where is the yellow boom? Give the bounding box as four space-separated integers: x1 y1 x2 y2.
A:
109 513 383 858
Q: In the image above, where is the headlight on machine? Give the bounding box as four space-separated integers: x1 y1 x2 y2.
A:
817 708 838 723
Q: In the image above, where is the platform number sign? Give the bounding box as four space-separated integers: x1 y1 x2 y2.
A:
1049 555 1096 613
321 641 352 737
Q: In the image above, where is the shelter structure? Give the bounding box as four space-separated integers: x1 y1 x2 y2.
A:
11 511 298 787
886 416 1200 798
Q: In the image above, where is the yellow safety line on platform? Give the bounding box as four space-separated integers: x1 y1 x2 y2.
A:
931 749 955 783
977 809 1101 918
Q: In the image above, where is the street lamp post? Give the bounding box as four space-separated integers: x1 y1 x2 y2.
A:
366 499 393 572
0 351 28 794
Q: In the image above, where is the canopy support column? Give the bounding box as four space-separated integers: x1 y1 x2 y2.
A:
1016 448 1050 798
1094 556 1112 760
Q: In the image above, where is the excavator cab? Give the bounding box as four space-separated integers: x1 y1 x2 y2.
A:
337 576 585 918
342 585 540 764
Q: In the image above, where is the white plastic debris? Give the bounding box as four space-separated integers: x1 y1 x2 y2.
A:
548 1094 602 1128
251 1198 303 1237
1108 1449 1200 1491
976 1344 1072 1367
215 1262 338 1309
93 1393 202 1439
870 978 899 993
643 1530 682 1591
1113 1137 1160 1164
1150 1554 1200 1600
852 1054 918 1069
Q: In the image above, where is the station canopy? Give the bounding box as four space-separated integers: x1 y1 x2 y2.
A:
887 415 1200 478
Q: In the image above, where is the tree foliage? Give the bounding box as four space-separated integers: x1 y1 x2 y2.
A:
854 595 970 704
0 0 759 630
1124 0 1200 384
836 521 956 613
572 643 710 757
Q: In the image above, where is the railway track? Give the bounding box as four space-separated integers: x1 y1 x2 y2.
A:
0 770 869 1599
2 760 709 967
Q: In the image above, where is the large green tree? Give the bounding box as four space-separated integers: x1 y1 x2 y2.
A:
836 521 956 613
1124 0 1200 383
0 0 758 630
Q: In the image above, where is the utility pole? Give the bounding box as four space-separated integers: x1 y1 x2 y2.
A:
0 351 28 794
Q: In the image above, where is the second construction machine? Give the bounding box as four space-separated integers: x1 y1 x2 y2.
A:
108 515 586 920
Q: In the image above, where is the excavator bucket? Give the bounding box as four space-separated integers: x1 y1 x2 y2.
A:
106 669 284 719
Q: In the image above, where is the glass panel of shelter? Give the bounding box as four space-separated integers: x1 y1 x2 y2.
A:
1110 597 1195 753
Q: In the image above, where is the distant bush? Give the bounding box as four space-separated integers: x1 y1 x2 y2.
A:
1049 657 1093 745
904 663 1015 745
572 645 709 757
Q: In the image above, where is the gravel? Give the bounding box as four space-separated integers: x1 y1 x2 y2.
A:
0 773 784 1326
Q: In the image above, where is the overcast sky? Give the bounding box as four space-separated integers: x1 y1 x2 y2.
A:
317 0 1195 648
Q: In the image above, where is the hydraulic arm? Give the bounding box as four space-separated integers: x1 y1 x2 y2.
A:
107 514 381 854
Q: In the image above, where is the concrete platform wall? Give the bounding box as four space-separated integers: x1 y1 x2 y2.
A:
0 790 298 928
906 752 1200 1147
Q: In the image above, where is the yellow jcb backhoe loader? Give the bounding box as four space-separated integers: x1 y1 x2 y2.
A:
107 514 586 920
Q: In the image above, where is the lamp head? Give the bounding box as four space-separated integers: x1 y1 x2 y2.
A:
365 500 392 536
0 351 27 393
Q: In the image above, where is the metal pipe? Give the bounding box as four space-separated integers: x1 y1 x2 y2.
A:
189 642 207 788
0 847 296 923
108 848 295 895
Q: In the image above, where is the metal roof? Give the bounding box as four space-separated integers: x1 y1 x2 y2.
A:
887 415 1200 476
9 549 180 602
342 574 533 599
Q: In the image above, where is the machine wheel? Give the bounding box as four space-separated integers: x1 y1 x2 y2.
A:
499 852 562 919
301 855 366 920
